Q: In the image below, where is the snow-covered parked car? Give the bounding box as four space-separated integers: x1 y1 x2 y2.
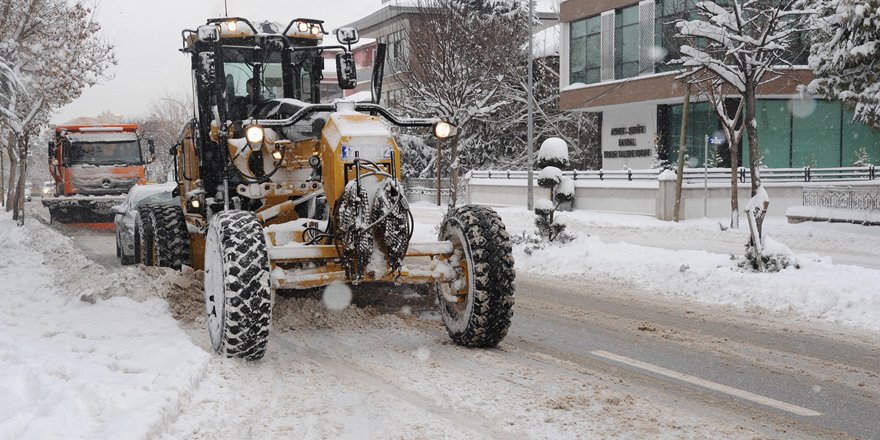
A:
111 183 177 265
24 181 32 202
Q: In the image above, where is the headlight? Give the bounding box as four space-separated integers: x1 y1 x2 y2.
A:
271 146 284 161
308 155 321 168
245 125 264 144
433 121 457 139
227 20 238 32
297 22 309 32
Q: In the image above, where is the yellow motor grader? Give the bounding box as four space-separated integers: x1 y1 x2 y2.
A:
145 17 514 360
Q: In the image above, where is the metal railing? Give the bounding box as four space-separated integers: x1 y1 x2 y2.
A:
803 186 880 211
469 166 877 183
403 178 465 204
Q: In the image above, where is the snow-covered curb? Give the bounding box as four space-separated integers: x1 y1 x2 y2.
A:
0 213 209 439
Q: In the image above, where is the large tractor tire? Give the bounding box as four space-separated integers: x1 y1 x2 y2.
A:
437 205 515 347
136 204 158 266
204 210 273 361
152 204 191 270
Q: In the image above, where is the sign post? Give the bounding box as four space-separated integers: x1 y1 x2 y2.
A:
704 135 709 217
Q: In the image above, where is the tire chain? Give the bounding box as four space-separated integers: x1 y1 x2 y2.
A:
336 183 372 281
371 180 410 274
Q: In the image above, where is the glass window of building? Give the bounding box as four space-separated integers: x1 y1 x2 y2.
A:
615 5 640 79
792 100 842 167
654 0 693 73
569 16 601 85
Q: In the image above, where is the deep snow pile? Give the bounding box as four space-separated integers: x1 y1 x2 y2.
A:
0 213 209 440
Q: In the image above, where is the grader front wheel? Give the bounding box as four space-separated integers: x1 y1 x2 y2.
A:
204 210 273 361
437 205 515 347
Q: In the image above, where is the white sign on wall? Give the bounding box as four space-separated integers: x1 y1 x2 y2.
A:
601 104 657 170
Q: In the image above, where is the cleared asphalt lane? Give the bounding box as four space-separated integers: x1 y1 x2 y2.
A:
508 276 880 439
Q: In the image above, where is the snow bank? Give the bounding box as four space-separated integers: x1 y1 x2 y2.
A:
0 214 209 440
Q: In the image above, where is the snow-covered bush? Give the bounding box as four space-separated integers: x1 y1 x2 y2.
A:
534 138 574 241
537 137 570 169
853 147 874 167
740 237 799 272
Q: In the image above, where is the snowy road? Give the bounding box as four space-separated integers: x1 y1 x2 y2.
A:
14 202 878 439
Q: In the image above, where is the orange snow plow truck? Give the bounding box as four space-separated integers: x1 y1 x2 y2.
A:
43 124 154 224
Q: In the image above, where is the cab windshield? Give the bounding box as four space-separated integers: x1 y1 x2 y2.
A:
68 141 143 166
223 46 318 120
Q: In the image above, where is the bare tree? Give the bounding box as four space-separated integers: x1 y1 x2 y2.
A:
135 94 193 182
399 0 524 183
0 0 115 223
675 0 813 231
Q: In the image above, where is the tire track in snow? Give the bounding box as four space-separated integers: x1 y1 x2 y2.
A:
272 336 513 440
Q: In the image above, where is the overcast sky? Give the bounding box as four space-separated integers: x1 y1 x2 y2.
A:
51 0 385 124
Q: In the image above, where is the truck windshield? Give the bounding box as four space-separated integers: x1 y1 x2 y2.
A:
68 141 142 166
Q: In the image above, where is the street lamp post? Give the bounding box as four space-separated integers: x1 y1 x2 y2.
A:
526 0 535 210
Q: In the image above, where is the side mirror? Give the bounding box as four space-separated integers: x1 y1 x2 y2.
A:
146 138 156 163
47 141 55 157
110 205 126 215
336 52 357 90
335 27 359 45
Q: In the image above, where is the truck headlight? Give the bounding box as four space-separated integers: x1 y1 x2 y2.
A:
245 125 264 144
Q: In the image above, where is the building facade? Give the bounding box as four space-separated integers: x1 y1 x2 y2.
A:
343 0 559 109
559 0 880 170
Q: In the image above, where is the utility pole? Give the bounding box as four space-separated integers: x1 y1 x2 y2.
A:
526 0 535 210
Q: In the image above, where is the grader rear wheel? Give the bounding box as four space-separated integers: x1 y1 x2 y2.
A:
437 205 515 347
152 204 191 270
204 210 273 361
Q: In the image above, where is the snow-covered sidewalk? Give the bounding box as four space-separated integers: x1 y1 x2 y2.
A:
0 213 209 439
411 204 880 333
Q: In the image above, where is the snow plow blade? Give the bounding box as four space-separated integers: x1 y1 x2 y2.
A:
42 195 124 224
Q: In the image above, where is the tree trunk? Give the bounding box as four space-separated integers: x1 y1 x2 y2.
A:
0 138 4 207
6 134 18 213
727 128 740 229
744 83 763 236
14 134 27 224
744 84 760 196
673 84 692 222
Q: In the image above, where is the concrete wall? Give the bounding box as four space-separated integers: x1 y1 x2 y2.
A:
466 177 879 220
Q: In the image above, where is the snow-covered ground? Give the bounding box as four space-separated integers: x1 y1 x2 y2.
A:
411 203 880 333
3 202 879 439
